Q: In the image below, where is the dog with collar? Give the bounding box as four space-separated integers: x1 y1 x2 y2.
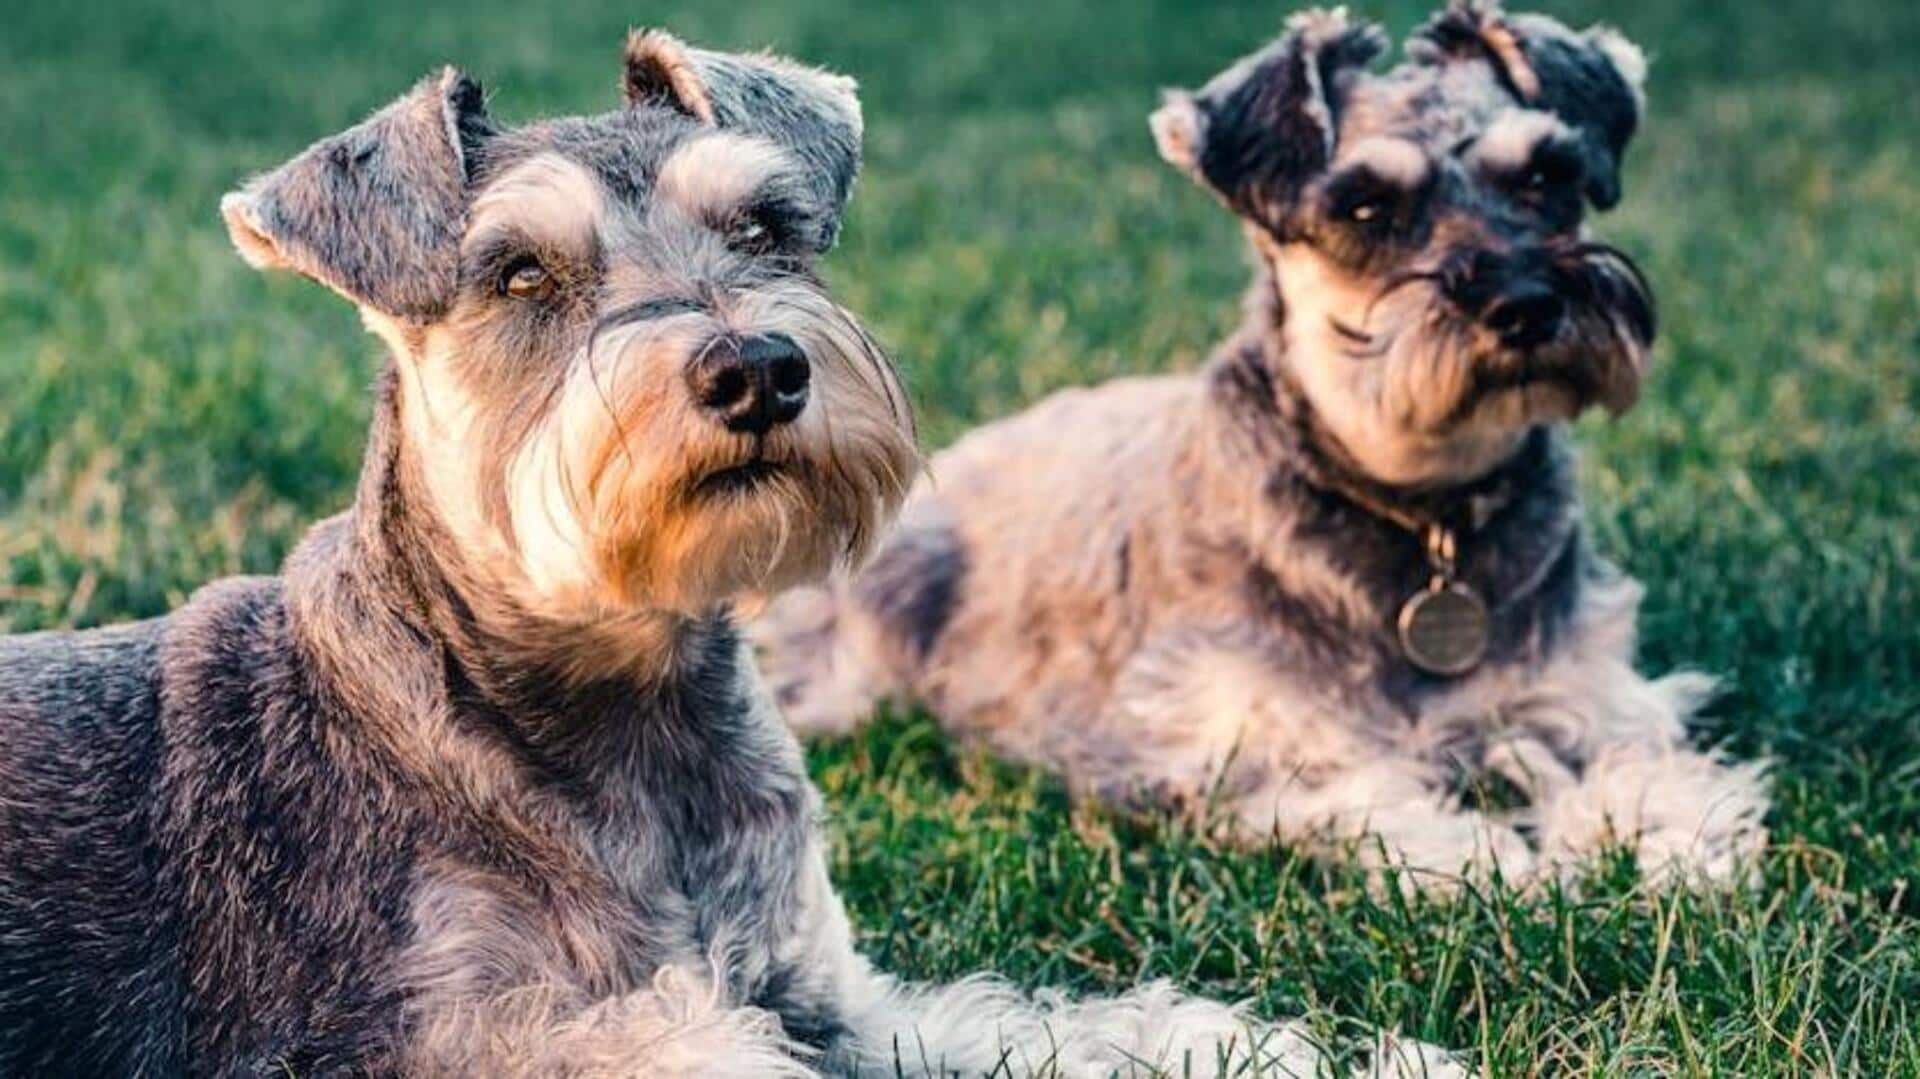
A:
0 31 1465 1078
759 2 1768 887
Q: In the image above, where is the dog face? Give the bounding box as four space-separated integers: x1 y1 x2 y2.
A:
1154 2 1652 486
222 33 915 618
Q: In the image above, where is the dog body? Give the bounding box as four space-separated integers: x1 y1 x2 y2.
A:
760 4 1767 885
0 571 842 1075
1 34 1450 1078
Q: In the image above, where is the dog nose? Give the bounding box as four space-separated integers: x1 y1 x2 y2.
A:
1481 280 1566 349
688 333 810 435
1445 250 1566 350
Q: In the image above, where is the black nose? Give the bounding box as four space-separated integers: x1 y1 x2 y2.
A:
688 333 810 435
1482 281 1566 349
1444 250 1566 350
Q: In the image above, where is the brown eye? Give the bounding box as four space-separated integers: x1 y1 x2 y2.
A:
1350 201 1382 223
500 257 554 300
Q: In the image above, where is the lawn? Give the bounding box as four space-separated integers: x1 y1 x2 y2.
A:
3 0 1917 1073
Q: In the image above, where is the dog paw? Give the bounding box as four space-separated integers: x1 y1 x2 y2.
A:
1355 807 1537 893
1534 747 1770 885
1362 1030 1477 1079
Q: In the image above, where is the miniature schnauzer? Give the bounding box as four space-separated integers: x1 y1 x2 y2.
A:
760 2 1768 887
0 31 1462 1078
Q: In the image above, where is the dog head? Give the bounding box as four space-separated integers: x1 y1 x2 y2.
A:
1153 2 1652 486
222 33 916 621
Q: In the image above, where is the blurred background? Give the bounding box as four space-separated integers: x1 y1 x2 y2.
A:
3 0 1917 1069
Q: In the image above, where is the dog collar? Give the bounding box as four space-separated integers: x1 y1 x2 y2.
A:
1316 477 1497 678
1249 354 1535 676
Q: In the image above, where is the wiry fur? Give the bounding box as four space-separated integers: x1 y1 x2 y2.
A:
0 34 1459 1078
758 3 1768 888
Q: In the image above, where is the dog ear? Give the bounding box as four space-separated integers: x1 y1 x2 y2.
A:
1411 1 1647 210
624 30 864 250
221 68 492 320
1150 9 1387 233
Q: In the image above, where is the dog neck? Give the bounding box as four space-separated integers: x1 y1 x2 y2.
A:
281 367 748 773
1218 268 1541 534
1201 271 1588 692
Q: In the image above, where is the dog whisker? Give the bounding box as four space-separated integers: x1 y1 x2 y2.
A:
584 333 640 477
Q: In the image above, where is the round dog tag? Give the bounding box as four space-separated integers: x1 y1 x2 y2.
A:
1397 581 1490 677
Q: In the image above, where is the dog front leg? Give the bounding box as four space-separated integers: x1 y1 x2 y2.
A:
1231 760 1538 889
400 872 817 1078
402 962 819 1079
833 968 1360 1077
1496 665 1768 884
1471 582 1770 885
823 940 1462 1077
1104 627 1535 887
1531 744 1769 885
764 836 1335 1076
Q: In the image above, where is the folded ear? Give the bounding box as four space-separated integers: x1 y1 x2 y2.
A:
624 30 863 250
1411 1 1647 209
1150 9 1387 234
220 68 493 319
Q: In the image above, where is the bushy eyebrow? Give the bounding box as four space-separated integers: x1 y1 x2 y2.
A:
654 132 808 226
1335 137 1433 190
1521 136 1584 172
461 226 562 270
1470 110 1576 174
465 152 603 252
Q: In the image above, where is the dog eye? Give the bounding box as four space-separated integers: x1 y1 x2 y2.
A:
725 210 783 255
730 219 771 250
1341 191 1399 230
499 257 555 300
1328 174 1402 231
1513 146 1582 199
1520 165 1569 196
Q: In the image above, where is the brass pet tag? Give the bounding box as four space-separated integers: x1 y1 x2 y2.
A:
1397 524 1490 677
1397 578 1490 676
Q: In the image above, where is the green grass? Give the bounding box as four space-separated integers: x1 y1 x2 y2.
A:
3 0 1917 1073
